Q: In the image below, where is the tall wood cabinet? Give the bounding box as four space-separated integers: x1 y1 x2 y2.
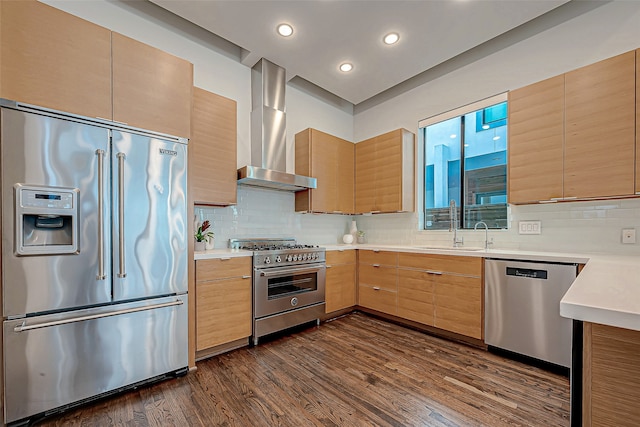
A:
195 257 252 356
325 250 356 313
295 128 354 214
508 50 637 204
355 129 415 213
112 33 193 138
0 0 112 119
564 50 635 199
508 75 565 204
190 87 238 206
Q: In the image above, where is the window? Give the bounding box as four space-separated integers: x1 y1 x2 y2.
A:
420 94 508 230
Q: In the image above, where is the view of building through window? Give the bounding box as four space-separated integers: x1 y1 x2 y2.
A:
422 98 507 230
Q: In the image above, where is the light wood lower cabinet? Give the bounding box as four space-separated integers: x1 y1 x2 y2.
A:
583 322 640 427
397 269 435 326
325 250 356 313
434 274 483 339
397 253 483 340
357 250 398 316
195 257 252 352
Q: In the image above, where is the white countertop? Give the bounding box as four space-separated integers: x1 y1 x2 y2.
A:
194 248 252 260
195 243 640 332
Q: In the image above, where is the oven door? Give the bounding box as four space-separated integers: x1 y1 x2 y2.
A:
254 263 326 318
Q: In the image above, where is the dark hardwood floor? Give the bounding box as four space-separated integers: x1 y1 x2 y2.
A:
37 312 570 426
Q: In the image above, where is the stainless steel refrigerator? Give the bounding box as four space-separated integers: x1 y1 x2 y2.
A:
1 100 189 425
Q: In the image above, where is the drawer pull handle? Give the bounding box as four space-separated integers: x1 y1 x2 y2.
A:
373 249 380 253
242 275 251 279
427 270 443 275
220 257 231 261
372 264 380 268
326 265 333 268
373 286 381 291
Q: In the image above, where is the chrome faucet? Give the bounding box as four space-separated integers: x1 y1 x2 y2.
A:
449 200 463 247
474 221 492 250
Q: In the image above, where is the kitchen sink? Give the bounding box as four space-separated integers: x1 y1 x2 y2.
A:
413 246 485 251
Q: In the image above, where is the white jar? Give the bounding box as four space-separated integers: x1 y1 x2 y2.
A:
342 234 354 244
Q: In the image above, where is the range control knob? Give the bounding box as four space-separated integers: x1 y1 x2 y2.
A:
302 254 308 261
292 254 298 261
286 254 292 262
264 256 271 264
275 255 282 263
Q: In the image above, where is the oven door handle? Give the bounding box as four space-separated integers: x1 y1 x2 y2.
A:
258 265 324 277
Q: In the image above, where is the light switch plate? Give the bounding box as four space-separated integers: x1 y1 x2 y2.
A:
622 228 636 244
518 220 541 235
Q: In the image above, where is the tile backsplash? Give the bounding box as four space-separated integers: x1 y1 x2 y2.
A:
197 187 640 255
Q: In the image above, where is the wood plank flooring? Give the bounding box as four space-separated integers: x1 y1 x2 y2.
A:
37 312 570 426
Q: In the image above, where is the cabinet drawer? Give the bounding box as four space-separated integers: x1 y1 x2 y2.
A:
397 269 434 326
358 284 397 316
326 249 356 265
196 276 252 350
398 253 482 277
358 264 397 290
196 257 252 282
359 250 398 266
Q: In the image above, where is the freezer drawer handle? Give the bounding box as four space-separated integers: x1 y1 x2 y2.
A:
96 149 106 280
12 300 184 333
116 152 127 279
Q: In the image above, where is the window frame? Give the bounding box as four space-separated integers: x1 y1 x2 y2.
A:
418 93 508 231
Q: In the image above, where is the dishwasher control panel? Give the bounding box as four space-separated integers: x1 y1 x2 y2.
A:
506 267 548 279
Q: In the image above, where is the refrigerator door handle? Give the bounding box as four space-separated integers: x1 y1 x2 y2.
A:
116 152 126 278
12 299 184 333
96 149 106 280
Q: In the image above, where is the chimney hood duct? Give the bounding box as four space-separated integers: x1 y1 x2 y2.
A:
237 58 316 192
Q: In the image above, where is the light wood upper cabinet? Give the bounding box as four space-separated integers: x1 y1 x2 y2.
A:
295 128 354 214
636 49 640 194
325 250 356 313
190 87 237 206
195 257 252 352
0 0 112 119
564 50 636 199
508 75 565 204
355 129 414 213
112 32 193 138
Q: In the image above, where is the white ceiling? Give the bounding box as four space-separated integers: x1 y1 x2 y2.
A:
150 0 569 106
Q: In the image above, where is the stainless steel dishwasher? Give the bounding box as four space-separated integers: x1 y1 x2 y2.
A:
485 259 578 368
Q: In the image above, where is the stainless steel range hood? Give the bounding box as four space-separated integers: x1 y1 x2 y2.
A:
237 59 316 192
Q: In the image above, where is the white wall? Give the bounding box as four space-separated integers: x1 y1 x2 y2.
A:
354 1 640 255
43 1 640 254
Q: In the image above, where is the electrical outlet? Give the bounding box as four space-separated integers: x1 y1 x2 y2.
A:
622 228 636 244
518 220 541 235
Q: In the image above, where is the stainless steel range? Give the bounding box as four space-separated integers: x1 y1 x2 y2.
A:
230 238 326 345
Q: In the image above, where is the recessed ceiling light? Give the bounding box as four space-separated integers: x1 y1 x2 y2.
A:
450 134 457 139
339 63 353 72
383 32 400 45
482 124 490 130
493 135 500 141
277 23 293 37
